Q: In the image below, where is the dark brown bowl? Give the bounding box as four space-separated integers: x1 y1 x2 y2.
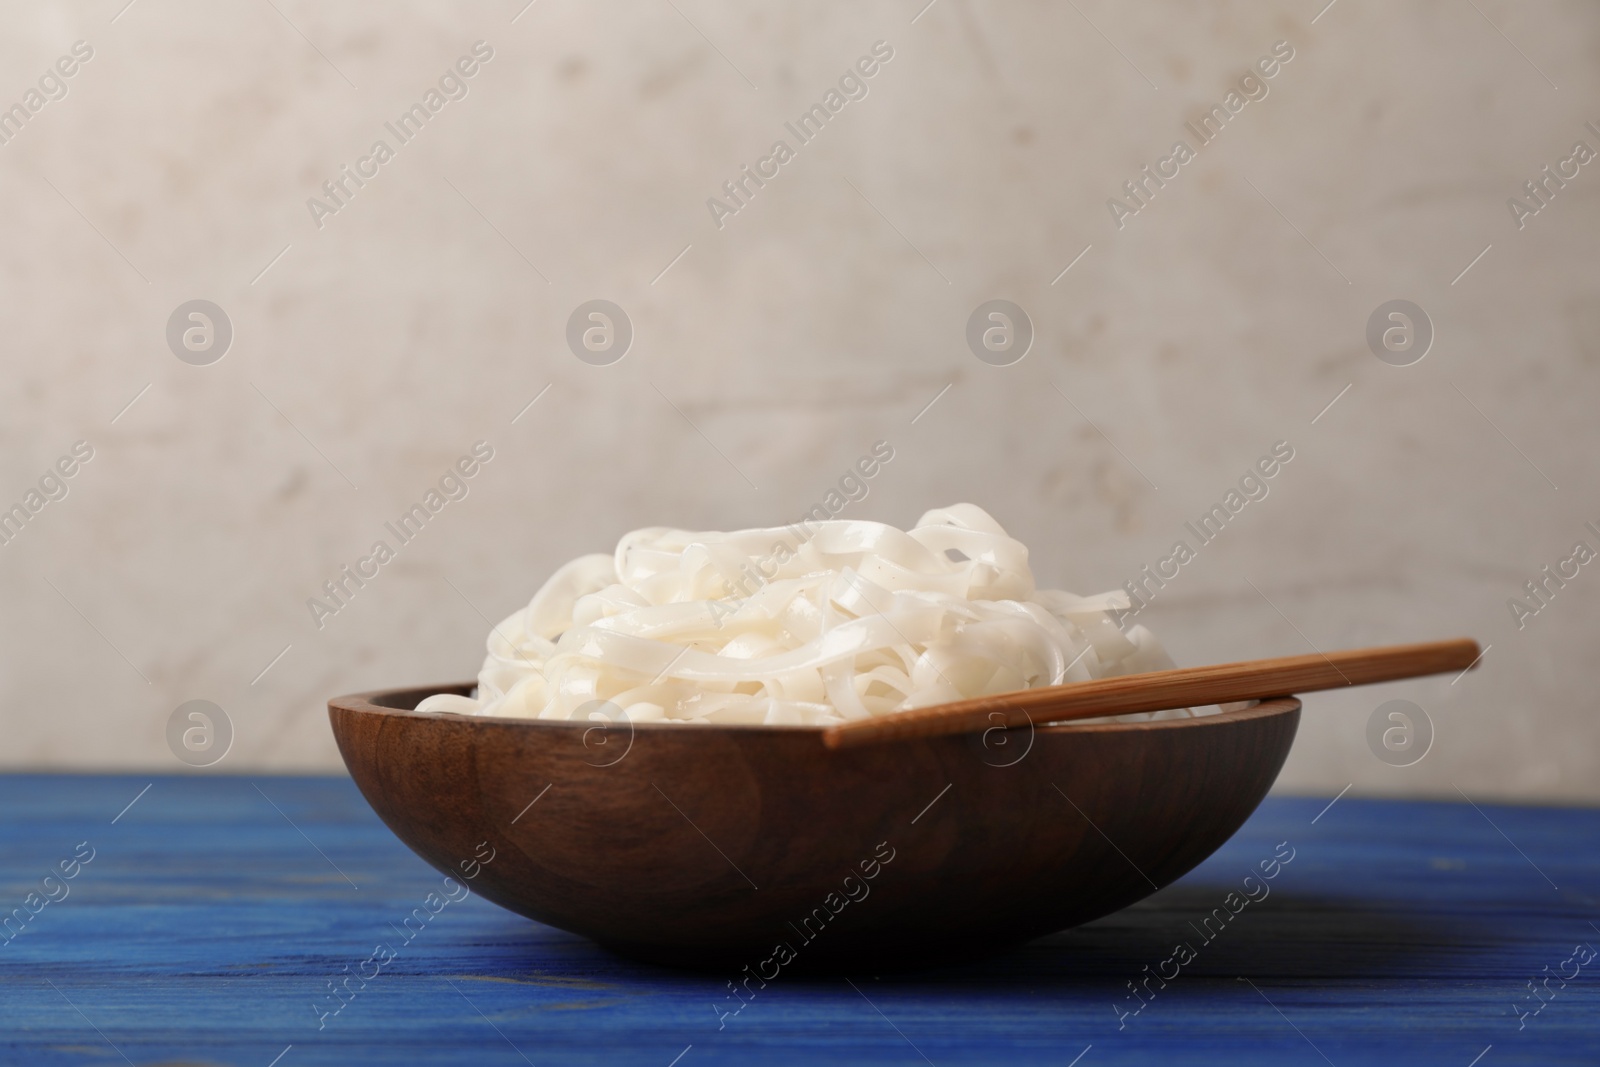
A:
329 685 1299 970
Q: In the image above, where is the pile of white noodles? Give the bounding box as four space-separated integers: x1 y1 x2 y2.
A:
416 504 1179 725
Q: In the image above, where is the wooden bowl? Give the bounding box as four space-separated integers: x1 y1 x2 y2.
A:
329 685 1299 970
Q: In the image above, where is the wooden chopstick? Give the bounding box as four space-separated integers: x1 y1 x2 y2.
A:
821 637 1482 749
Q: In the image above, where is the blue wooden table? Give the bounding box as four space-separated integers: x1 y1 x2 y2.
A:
2 775 1595 1066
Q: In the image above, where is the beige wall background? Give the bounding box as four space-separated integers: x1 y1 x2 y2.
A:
1 0 1595 801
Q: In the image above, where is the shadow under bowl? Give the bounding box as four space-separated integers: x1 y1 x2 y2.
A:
329 685 1299 971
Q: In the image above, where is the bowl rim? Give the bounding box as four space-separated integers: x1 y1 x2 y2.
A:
330 683 1302 737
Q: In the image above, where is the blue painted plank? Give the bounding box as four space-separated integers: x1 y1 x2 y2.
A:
1 775 1596 1066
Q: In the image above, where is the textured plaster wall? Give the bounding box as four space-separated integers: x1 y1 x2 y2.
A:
1 0 1596 801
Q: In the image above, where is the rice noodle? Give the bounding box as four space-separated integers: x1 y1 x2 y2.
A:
415 504 1182 725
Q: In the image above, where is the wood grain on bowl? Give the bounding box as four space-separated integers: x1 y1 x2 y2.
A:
329 686 1299 970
